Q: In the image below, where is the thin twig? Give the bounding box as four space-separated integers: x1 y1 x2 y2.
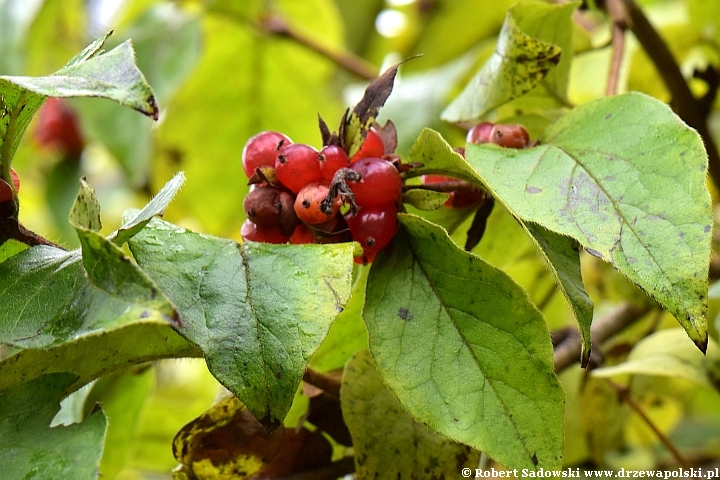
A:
607 379 692 468
618 0 720 189
554 302 651 373
606 0 628 96
303 368 341 398
0 216 64 249
258 14 378 81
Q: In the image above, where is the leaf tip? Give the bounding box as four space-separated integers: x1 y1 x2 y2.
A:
148 95 159 121
693 335 708 354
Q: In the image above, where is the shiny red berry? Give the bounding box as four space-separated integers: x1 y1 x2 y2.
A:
242 131 292 178
350 128 384 163
318 145 349 183
348 158 402 207
489 124 530 148
346 203 397 251
466 122 494 145
241 220 289 244
275 143 323 193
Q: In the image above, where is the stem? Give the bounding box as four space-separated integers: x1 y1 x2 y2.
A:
258 14 378 81
554 302 651 373
405 181 479 193
619 0 720 189
606 0 627 96
0 92 26 188
0 218 64 249
303 368 341 398
607 379 692 468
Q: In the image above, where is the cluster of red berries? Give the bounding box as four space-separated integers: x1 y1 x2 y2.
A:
240 120 531 262
240 128 402 264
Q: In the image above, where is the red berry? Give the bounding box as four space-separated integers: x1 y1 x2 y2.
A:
350 128 384 163
244 185 281 227
0 179 12 203
348 158 402 207
489 124 530 148
466 122 494 145
346 203 397 251
294 182 340 225
318 145 349 183
241 220 289 244
289 224 315 244
421 175 482 209
242 131 293 178
34 98 85 156
275 144 323 194
10 168 20 192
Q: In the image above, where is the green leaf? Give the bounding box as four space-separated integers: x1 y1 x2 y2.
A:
364 214 563 470
128 218 354 425
309 265 369 372
0 373 107 480
69 178 102 232
408 129 593 360
522 222 593 364
592 329 720 388
441 3 563 123
0 238 27 264
341 350 479 479
465 92 712 350
2 40 158 118
0 320 197 397
497 1 579 114
0 174 183 356
0 246 172 348
0 33 157 186
112 171 186 245
402 189 450 211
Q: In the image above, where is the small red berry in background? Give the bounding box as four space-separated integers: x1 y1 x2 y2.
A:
242 131 292 178
350 128 384 163
466 122 494 145
489 124 530 148
348 158 402 207
34 98 85 157
274 143 323 194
